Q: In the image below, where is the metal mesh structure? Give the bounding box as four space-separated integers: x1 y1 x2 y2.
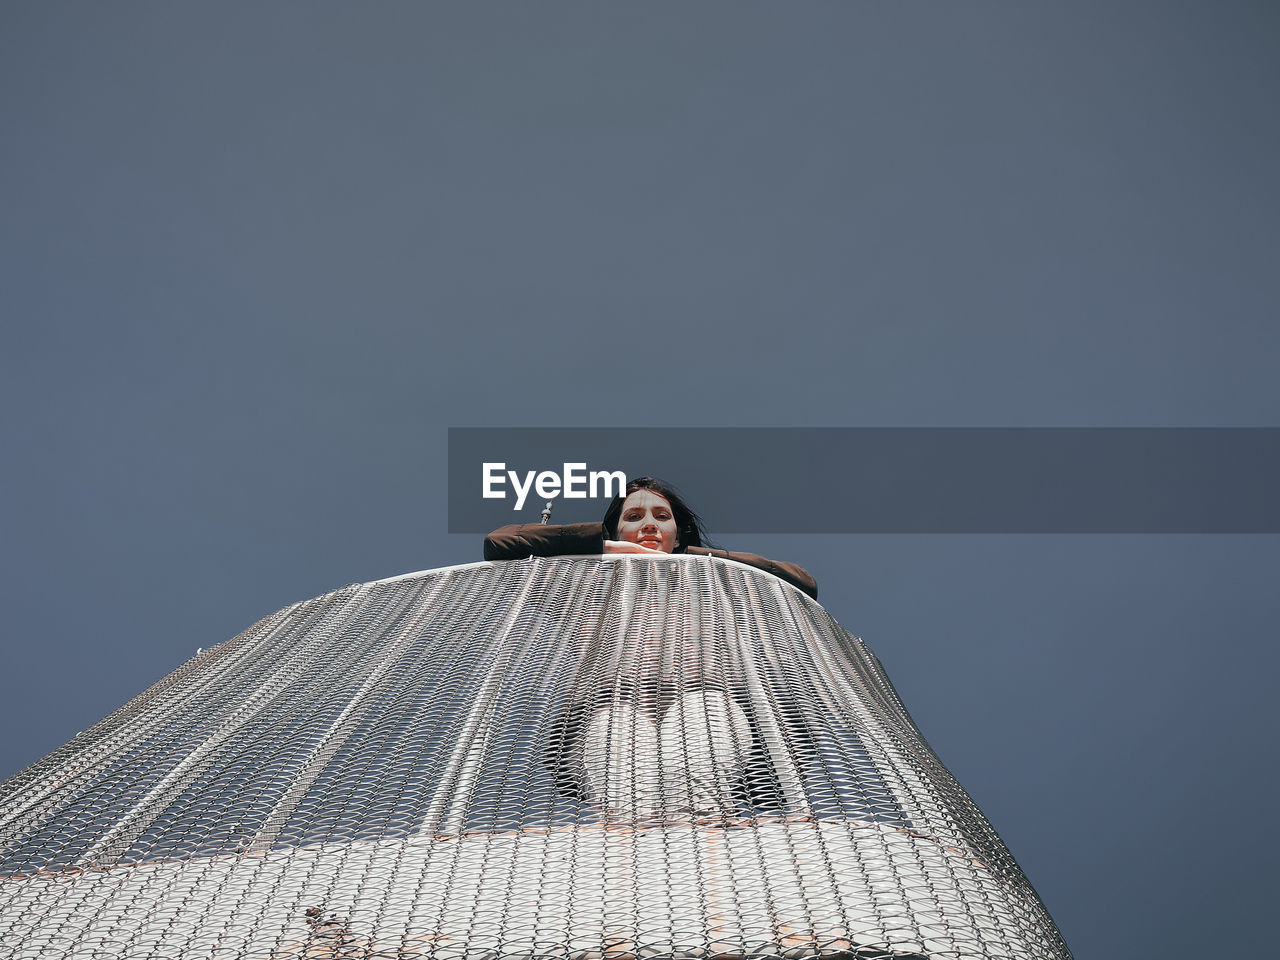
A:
0 556 1071 959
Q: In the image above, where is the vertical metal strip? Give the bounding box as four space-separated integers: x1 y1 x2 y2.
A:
728 570 811 818
416 563 542 836
246 576 450 852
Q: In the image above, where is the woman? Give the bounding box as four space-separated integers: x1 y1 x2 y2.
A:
484 477 816 820
483 476 817 599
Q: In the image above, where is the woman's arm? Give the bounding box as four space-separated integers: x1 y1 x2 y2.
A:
483 524 818 600
684 547 818 600
483 522 607 561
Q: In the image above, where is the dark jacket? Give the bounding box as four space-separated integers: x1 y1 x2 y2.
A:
483 522 818 600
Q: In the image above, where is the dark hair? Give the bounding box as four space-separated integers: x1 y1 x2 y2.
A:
601 477 710 552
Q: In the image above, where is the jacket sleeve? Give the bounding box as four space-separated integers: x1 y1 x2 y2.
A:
482 524 818 600
684 546 819 600
483 522 607 561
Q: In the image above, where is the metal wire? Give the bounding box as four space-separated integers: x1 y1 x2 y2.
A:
0 556 1071 959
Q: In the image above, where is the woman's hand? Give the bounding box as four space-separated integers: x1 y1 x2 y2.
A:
603 539 665 554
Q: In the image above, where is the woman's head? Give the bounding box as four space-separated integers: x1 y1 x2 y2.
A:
602 477 708 553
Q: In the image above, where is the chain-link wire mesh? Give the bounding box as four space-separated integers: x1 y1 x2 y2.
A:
0 556 1071 959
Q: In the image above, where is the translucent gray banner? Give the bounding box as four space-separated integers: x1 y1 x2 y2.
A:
448 428 1280 534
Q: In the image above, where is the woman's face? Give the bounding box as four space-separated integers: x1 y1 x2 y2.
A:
616 489 680 553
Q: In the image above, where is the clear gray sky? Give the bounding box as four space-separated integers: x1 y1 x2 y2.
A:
2 3 1277 957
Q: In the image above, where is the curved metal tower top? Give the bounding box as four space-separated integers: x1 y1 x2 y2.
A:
0 555 1071 959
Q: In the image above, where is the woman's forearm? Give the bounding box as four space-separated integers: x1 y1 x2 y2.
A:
483 522 607 560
